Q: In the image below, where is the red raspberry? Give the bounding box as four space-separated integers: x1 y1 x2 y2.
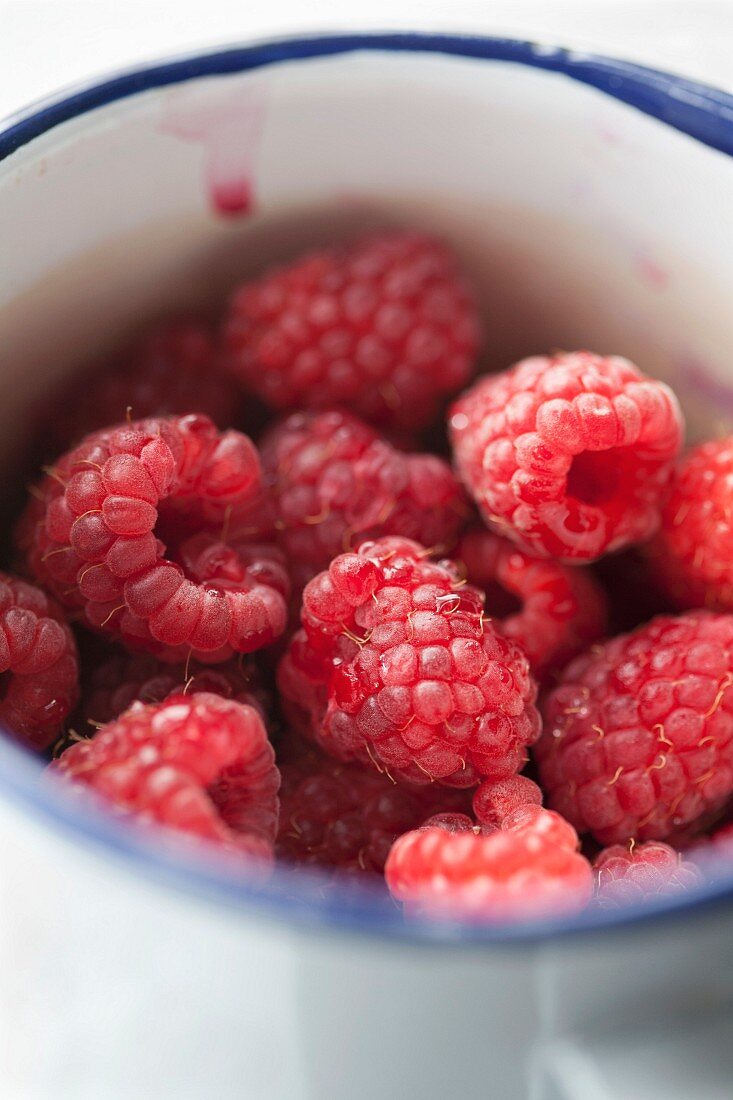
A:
449 351 683 561
277 536 540 787
49 318 242 452
51 692 280 861
456 528 607 680
647 437 733 612
537 611 733 844
223 232 481 431
593 840 702 908
276 739 469 876
472 774 543 828
80 649 267 729
385 805 593 920
18 414 288 661
0 571 79 751
260 409 468 592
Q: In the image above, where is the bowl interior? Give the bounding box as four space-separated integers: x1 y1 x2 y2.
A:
1 39 733 937
3 49 733 459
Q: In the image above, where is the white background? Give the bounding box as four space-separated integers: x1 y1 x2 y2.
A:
0 0 732 121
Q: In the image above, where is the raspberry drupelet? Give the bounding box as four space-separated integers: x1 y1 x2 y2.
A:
19 414 288 662
277 536 541 788
648 437 733 612
51 692 280 861
50 318 242 452
80 648 268 730
593 841 702 908
276 738 470 876
449 351 684 562
456 528 607 681
385 804 593 920
538 612 733 845
472 774 543 828
0 571 79 751
260 409 468 592
223 232 481 431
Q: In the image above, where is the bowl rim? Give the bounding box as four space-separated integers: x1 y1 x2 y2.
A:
2 31 733 162
1 30 733 947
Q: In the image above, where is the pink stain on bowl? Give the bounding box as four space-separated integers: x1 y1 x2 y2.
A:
160 82 266 218
568 178 593 203
634 252 670 290
680 357 733 413
211 178 254 218
597 124 622 146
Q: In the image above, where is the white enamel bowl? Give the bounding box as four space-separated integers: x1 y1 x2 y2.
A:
1 34 733 1100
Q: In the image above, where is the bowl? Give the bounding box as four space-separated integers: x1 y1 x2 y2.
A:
1 33 733 1100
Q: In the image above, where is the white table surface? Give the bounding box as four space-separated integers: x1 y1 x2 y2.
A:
0 0 731 123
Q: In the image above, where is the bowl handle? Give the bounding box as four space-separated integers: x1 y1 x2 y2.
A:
531 1006 733 1099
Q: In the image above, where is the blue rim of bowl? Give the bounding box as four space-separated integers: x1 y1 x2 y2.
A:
2 32 733 946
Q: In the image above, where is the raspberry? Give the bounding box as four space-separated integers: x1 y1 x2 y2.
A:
51 693 280 861
537 611 733 844
80 649 267 729
647 437 733 612
456 528 607 680
593 841 702 908
472 774 543 828
0 571 79 750
277 536 540 787
261 409 468 592
18 414 288 661
223 232 481 431
385 805 593 920
276 739 469 875
449 351 683 561
48 318 242 451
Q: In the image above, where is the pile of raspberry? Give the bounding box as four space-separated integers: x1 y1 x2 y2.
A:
7 228 733 923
